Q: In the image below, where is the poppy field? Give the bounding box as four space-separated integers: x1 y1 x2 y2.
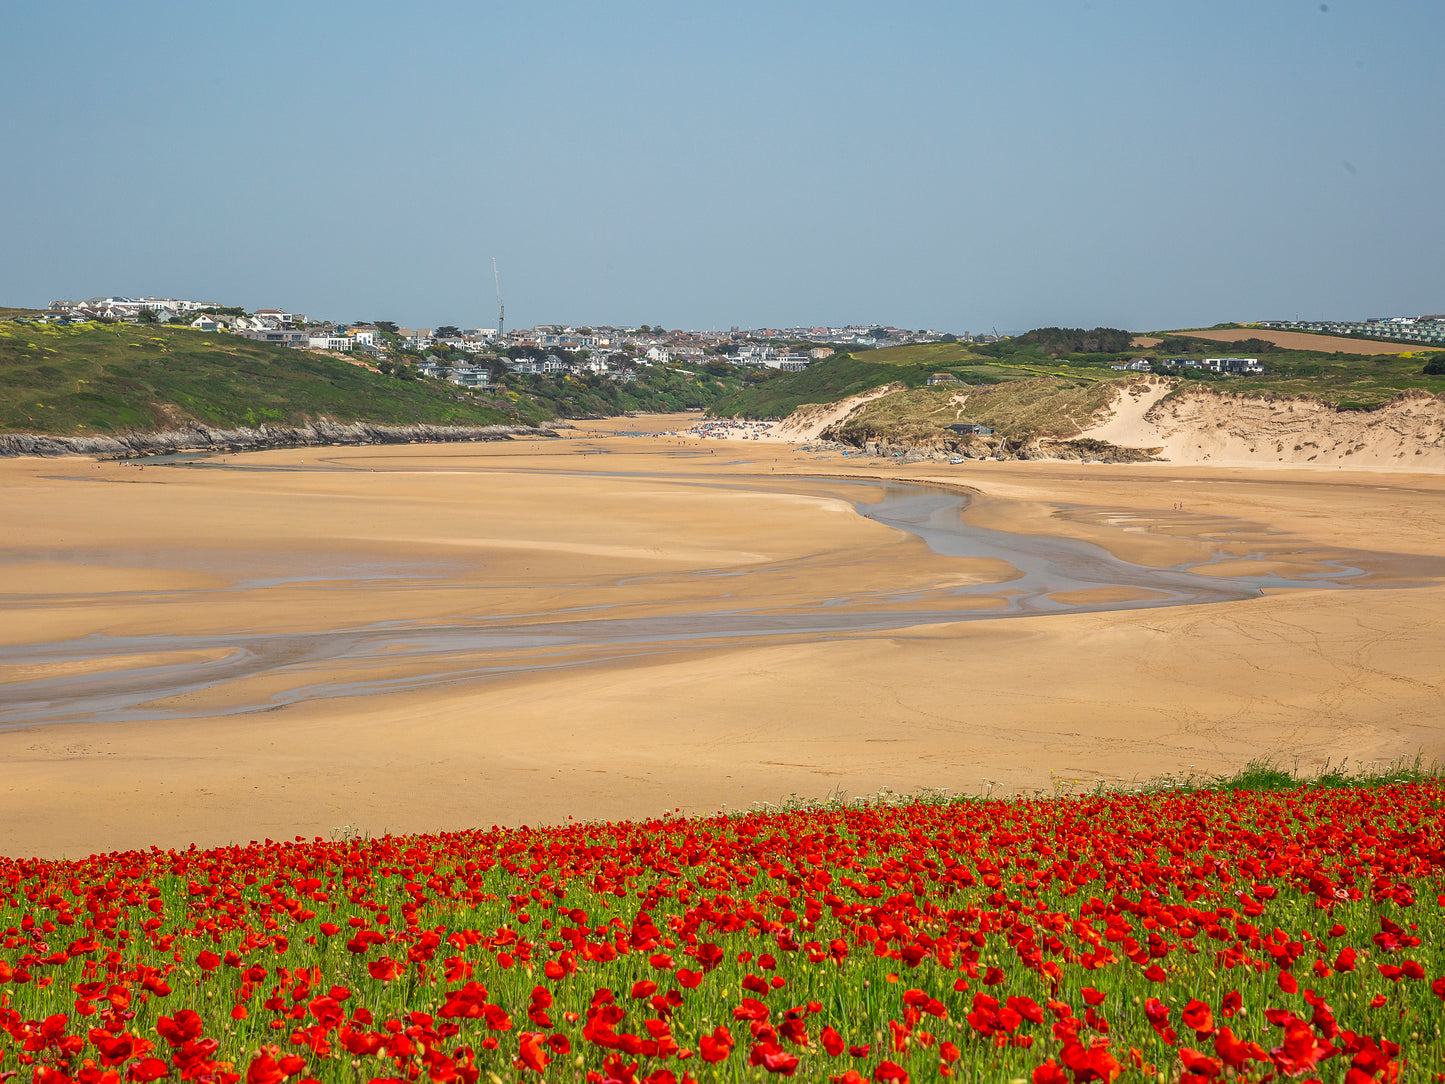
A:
3 780 1444 1083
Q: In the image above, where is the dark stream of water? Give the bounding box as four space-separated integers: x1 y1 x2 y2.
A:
0 471 1372 729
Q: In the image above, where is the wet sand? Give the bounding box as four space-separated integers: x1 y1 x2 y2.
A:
3 419 1444 857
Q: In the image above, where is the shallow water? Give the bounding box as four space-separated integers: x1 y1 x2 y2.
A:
0 470 1388 729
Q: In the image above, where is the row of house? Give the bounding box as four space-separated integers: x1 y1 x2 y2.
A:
415 349 644 389
1259 316 1445 346
1112 357 1264 375
47 296 220 321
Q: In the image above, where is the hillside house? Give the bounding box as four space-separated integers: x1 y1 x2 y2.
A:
1204 357 1263 374
447 366 489 388
239 328 307 347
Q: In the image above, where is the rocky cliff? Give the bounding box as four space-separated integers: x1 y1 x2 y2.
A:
0 419 558 458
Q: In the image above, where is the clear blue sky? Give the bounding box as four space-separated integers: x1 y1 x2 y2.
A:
3 0 1441 333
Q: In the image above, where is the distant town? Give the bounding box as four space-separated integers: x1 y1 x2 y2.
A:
32 297 1445 397
37 296 1004 391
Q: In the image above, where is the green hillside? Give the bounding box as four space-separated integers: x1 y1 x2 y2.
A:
970 332 1445 409
827 377 1122 446
708 353 942 418
713 334 1445 420
0 319 743 436
0 320 515 434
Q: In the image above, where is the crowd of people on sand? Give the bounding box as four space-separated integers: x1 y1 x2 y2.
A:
681 419 774 440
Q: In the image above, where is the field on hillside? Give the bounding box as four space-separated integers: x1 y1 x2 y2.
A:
3 776 1442 1083
839 343 991 369
1165 329 1423 356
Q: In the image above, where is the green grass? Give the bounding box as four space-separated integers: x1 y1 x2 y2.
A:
1020 335 1445 408
826 376 1128 445
4 770 1443 1083
934 336 1445 407
1174 354 1445 406
0 321 515 434
709 353 938 418
0 320 745 436
838 342 991 368
713 335 1445 430
711 344 1134 422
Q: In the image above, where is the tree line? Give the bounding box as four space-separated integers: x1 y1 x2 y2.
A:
1012 327 1133 354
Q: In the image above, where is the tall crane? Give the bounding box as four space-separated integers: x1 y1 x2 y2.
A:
492 258 505 339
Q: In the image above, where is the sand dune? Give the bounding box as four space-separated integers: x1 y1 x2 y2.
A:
2 425 1444 858
1077 380 1445 469
769 385 900 441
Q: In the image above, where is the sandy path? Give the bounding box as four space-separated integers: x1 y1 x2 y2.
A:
2 424 1444 858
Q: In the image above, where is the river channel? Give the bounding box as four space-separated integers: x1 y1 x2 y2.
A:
0 468 1375 730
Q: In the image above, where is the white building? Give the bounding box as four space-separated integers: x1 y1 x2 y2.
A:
1204 357 1263 374
55 296 219 317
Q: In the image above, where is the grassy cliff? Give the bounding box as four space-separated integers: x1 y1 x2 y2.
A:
0 320 743 436
0 320 516 434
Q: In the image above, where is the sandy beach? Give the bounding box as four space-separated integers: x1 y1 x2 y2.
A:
3 416 1444 858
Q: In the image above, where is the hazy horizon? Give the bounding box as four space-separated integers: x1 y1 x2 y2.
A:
3 0 1441 333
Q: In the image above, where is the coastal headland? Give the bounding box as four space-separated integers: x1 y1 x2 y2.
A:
3 414 1444 858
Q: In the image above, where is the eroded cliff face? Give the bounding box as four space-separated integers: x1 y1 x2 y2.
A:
0 420 558 458
1116 386 1445 468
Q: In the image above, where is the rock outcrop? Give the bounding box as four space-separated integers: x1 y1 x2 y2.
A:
0 420 559 458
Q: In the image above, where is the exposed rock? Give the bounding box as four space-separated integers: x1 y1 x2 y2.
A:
0 420 559 459
1024 439 1164 463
